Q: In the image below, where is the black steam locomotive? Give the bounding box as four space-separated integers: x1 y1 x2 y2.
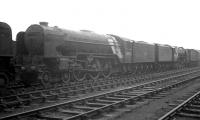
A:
0 22 199 88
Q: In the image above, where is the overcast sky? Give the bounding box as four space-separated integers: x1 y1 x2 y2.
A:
1 0 200 49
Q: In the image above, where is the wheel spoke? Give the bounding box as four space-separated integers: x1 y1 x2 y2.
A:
102 70 111 78
62 72 70 83
88 71 100 80
73 70 86 81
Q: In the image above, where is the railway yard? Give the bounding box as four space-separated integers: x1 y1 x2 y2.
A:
1 21 200 120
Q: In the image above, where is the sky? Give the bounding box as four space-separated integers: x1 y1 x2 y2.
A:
1 0 200 49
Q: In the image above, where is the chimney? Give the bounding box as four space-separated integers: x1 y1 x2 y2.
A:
39 22 48 26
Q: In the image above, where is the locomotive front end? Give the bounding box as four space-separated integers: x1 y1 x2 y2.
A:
19 23 45 86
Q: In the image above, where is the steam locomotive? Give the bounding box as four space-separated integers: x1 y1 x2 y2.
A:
0 21 200 88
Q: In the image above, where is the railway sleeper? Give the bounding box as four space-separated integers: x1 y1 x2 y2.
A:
60 87 70 92
188 104 200 109
73 105 97 111
56 93 69 100
58 107 85 114
38 111 75 120
192 101 200 105
30 97 45 105
85 102 108 107
42 94 58 102
1 101 22 111
183 108 200 114
177 112 200 118
101 96 125 101
0 96 30 109
50 89 62 94
110 95 131 99
94 99 116 104
118 93 142 97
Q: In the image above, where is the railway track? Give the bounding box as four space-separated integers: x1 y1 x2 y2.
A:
1 68 200 120
7 67 197 95
159 89 200 120
0 68 197 113
6 68 188 95
4 67 196 97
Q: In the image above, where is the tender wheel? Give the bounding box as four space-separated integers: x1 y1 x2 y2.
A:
73 70 86 81
62 72 70 83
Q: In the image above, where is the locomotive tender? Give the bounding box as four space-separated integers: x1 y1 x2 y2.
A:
15 22 200 87
0 21 199 88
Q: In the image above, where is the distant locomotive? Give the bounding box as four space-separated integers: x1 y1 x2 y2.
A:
0 22 14 86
